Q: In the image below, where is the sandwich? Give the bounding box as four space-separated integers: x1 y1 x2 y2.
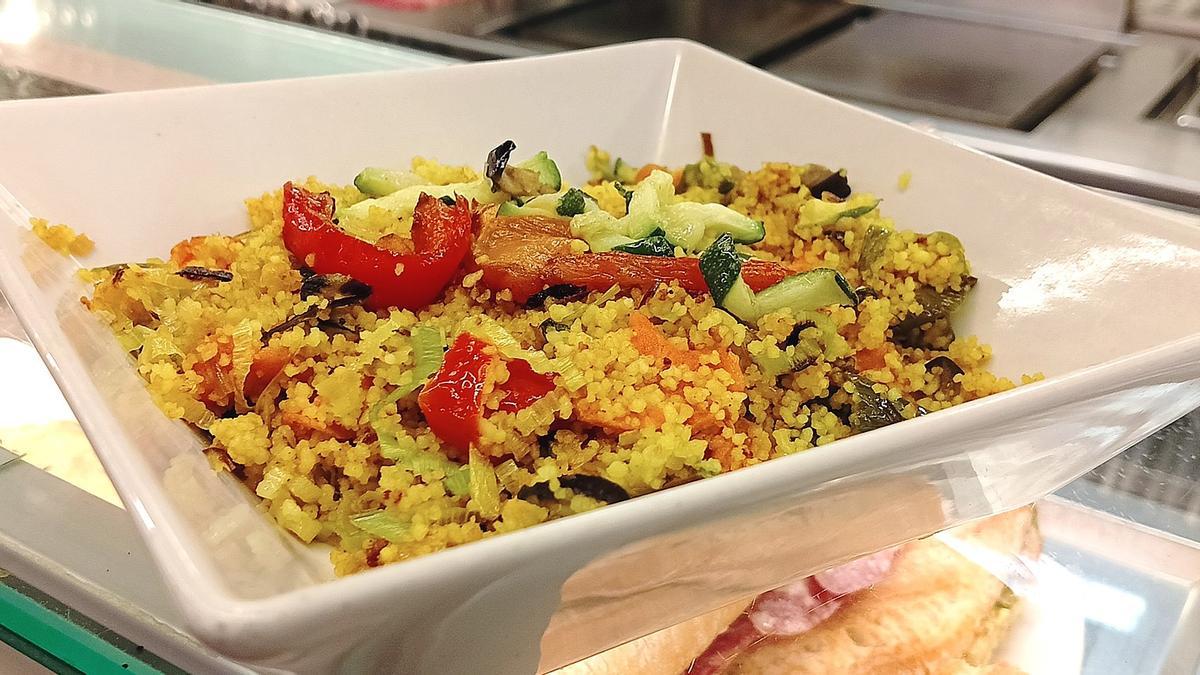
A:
558 506 1040 675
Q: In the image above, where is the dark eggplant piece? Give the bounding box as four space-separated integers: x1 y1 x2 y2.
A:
925 355 964 388
517 482 555 503
177 266 233 283
517 474 631 504
801 165 852 200
536 430 558 458
485 140 516 192
893 276 978 335
539 318 570 340
524 284 586 310
848 375 904 433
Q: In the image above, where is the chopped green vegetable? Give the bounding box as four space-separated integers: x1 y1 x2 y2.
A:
802 198 881 228
368 326 471 496
338 178 503 237
556 187 589 217
680 156 742 194
468 447 501 518
700 235 857 323
497 150 563 196
858 224 892 275
351 510 411 543
613 231 674 257
572 171 763 253
353 167 424 197
698 233 743 304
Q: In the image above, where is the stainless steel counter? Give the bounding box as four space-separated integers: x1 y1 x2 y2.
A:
194 0 1200 210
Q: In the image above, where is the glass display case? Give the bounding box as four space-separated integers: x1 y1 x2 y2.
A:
0 2 1198 672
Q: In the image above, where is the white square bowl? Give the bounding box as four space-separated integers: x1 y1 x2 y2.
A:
1 40 1199 674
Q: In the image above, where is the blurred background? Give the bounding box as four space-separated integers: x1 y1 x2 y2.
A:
1 1 1199 673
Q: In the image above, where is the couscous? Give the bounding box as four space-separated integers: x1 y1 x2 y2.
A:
81 137 1035 575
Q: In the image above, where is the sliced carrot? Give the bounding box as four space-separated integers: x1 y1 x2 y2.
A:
854 347 888 372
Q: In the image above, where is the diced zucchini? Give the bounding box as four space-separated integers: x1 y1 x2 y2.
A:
752 269 858 318
699 234 857 323
803 197 881 228
571 170 763 254
338 178 503 231
498 151 562 196
353 168 424 197
612 230 674 257
662 202 764 249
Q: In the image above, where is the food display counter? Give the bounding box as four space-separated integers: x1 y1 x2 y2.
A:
1 1 1199 673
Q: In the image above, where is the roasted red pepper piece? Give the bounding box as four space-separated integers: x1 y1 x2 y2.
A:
418 333 555 458
281 183 473 311
542 252 790 295
497 359 556 412
472 210 578 304
419 333 492 460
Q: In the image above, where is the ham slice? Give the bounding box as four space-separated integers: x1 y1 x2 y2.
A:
687 547 899 674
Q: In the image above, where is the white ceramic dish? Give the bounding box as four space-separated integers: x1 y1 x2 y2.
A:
0 40 1198 674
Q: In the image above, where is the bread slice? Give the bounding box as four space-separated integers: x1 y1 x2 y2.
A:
556 507 1040 675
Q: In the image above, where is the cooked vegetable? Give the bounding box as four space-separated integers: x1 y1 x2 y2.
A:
893 276 978 334
800 165 851 200
700 234 857 323
612 230 674 257
571 171 764 253
754 312 851 378
177 266 233 283
282 184 473 311
472 210 579 305
337 177 502 232
351 511 411 543
680 133 742 194
491 145 562 197
523 283 586 310
925 355 964 388
469 447 501 518
263 276 372 341
517 474 630 504
542 250 791 297
299 273 371 302
556 187 590 217
858 224 892 274
353 167 423 197
848 375 904 432
802 198 880 229
485 140 517 191
613 158 638 184
367 326 472 496
418 332 557 459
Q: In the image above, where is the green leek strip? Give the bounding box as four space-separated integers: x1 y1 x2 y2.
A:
468 447 501 518
351 510 411 543
229 318 257 410
368 325 471 496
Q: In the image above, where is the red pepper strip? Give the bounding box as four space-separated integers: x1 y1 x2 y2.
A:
497 359 556 413
281 183 473 311
542 252 791 296
418 333 556 458
418 333 492 461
